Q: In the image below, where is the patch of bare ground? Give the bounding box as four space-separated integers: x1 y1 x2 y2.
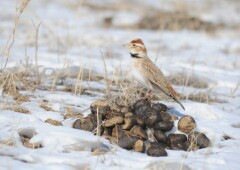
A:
20 135 42 149
0 139 14 146
64 107 84 119
40 102 55 112
3 105 30 114
45 118 63 126
12 93 30 103
18 128 42 149
222 134 234 141
137 11 223 32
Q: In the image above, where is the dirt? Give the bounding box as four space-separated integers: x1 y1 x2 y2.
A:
137 11 223 32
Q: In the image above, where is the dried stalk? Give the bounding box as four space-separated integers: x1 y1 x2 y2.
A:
1 0 30 71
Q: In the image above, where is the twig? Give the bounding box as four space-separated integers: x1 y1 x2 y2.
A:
1 0 30 71
31 20 42 84
100 50 110 99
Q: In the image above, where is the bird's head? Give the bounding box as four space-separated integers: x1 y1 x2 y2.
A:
125 38 147 58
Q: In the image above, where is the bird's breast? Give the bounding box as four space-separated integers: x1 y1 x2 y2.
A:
132 59 152 89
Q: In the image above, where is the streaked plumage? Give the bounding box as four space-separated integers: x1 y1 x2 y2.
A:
125 38 185 110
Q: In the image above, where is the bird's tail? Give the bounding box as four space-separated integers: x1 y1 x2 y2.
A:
172 94 185 110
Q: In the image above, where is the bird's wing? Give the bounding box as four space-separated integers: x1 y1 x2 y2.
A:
141 58 185 110
141 58 178 98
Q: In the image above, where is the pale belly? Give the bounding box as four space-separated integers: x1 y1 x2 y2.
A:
131 66 153 90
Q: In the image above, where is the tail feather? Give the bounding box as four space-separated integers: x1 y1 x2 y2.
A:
148 80 185 110
171 94 185 110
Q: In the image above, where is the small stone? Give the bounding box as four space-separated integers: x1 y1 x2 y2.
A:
147 145 167 157
132 99 151 118
133 99 162 128
169 142 189 151
143 107 162 128
110 101 131 114
153 130 168 143
160 112 172 122
122 117 138 130
153 121 174 132
130 126 148 140
133 139 145 152
168 134 188 151
73 114 97 132
102 127 112 136
90 100 110 116
104 116 124 127
104 111 123 120
188 131 211 149
117 135 138 150
152 103 168 112
178 115 196 134
112 125 126 137
168 134 187 144
146 141 167 149
135 116 145 128
184 140 193 151
45 118 62 126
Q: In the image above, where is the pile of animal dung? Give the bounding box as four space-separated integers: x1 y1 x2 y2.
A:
73 99 211 157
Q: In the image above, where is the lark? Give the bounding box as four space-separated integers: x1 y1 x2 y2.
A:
125 38 185 110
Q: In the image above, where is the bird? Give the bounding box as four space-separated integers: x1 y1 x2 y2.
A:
125 38 185 110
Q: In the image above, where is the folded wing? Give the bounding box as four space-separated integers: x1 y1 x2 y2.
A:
142 58 185 110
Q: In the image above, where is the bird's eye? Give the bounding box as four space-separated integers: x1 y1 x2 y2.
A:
133 44 136 46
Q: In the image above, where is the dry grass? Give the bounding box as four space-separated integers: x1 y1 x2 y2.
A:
0 139 15 146
180 92 224 103
31 20 42 84
12 92 30 103
0 69 39 95
74 65 84 95
101 51 111 99
20 135 42 149
92 148 109 156
3 105 30 114
86 0 225 33
111 76 222 104
168 72 209 89
64 107 84 119
18 128 42 149
45 118 63 126
137 11 221 32
40 103 55 112
1 0 30 71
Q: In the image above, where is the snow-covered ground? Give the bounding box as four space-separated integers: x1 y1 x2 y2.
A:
0 0 240 169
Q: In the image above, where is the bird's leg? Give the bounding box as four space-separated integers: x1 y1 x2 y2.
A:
143 90 152 100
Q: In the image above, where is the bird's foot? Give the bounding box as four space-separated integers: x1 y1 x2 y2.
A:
142 90 152 101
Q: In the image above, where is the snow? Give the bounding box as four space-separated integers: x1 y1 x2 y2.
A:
0 0 240 170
